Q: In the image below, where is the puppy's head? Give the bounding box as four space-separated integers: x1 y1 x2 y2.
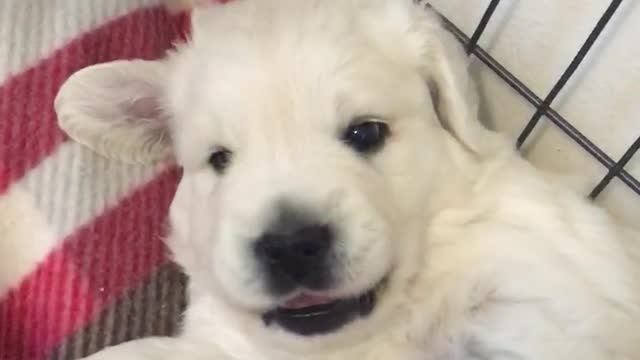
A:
55 0 494 351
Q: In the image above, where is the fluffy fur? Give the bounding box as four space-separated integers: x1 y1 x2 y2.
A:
54 0 640 359
428 0 640 229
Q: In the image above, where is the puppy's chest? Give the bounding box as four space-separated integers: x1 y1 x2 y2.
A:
323 328 474 360
348 340 472 360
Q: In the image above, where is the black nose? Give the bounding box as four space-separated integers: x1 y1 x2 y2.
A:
254 223 333 293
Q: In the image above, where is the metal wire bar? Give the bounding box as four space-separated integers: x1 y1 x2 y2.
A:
424 2 640 197
590 136 640 199
516 0 624 149
465 0 501 54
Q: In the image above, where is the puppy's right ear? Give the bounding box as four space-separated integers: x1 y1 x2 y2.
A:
361 0 499 156
54 60 172 165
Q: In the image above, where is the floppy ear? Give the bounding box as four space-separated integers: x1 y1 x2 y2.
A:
423 24 488 154
54 60 172 164
363 0 495 154
417 9 496 155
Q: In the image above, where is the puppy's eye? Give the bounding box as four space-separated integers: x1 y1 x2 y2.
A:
342 120 390 154
208 148 233 173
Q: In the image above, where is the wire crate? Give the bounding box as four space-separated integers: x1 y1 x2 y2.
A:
421 0 640 200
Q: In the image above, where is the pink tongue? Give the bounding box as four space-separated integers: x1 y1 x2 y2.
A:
281 294 335 309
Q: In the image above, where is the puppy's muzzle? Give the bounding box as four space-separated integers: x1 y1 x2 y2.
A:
251 206 384 336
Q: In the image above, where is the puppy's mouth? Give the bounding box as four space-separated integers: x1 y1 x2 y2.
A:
262 280 386 336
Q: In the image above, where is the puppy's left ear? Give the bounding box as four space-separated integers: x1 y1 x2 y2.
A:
363 0 496 155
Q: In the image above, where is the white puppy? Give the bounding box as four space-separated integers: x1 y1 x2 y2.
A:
54 0 640 359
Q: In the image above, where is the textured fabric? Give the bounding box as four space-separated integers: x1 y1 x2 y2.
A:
0 2 192 359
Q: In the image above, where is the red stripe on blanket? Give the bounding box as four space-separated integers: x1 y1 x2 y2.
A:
0 7 188 194
0 168 180 360
63 168 180 300
0 252 102 360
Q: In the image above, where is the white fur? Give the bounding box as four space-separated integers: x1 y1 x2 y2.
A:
428 0 640 229
54 0 640 359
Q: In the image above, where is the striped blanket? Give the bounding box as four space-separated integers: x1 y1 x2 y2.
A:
0 2 194 359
